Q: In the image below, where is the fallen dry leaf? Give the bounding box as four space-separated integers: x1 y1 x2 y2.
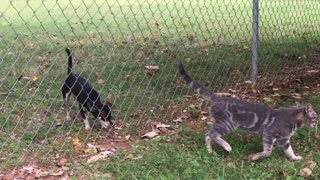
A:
228 89 237 93
87 143 98 149
50 170 64 176
27 42 34 49
145 65 159 70
96 79 105 84
173 114 191 123
84 146 98 154
200 116 208 121
271 93 281 97
200 111 208 115
307 160 317 170
125 135 131 141
300 168 312 177
158 127 168 132
291 93 302 99
272 88 280 91
226 162 236 168
262 97 273 102
87 150 115 163
144 69 155 76
173 117 183 123
206 121 213 125
31 76 38 82
252 89 258 94
57 158 67 167
72 138 82 151
307 70 318 73
134 154 143 160
141 131 159 139
156 124 171 129
55 121 62 127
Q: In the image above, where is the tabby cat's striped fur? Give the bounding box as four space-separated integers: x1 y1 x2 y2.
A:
178 62 318 160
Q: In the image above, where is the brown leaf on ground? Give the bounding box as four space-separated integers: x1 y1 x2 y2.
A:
271 93 281 97
173 117 183 123
156 124 171 129
50 170 64 176
307 70 318 73
87 150 115 163
144 69 155 76
141 130 159 139
262 97 273 102
31 76 38 82
228 89 237 93
291 93 302 99
72 138 82 152
27 42 34 49
300 168 312 177
158 127 169 132
57 158 67 167
200 115 208 121
55 120 62 127
2 165 49 179
96 79 105 85
306 160 317 170
84 143 99 154
200 111 208 115
134 154 143 160
145 65 159 70
173 113 191 123
272 87 280 91
125 135 131 141
144 65 159 76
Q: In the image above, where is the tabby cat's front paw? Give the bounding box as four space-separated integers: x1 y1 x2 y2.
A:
290 155 302 161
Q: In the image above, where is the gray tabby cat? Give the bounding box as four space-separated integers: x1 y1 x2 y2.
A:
178 62 318 160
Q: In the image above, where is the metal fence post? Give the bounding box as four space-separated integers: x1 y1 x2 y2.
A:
252 0 259 83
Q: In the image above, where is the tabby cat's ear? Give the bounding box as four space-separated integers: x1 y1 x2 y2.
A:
304 103 313 113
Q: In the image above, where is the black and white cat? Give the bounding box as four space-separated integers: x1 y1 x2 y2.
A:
62 48 112 130
178 62 318 160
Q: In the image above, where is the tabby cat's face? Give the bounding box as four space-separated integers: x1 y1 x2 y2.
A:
304 104 318 128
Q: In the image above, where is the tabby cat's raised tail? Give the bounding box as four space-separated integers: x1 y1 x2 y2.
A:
178 61 214 100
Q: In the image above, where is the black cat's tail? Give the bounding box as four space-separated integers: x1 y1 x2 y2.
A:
178 61 214 100
65 48 72 74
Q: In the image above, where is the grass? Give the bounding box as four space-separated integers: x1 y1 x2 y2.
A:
101 129 320 179
87 94 320 179
0 0 320 178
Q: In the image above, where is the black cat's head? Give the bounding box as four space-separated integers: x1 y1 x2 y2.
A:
98 102 113 128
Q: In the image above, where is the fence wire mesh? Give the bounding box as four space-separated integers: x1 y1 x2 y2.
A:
0 0 320 172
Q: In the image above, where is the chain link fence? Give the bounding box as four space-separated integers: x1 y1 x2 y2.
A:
0 0 320 171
